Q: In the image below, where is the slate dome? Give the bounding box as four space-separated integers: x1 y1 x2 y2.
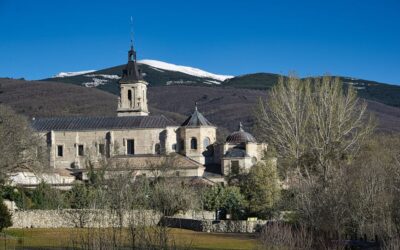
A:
226 122 257 144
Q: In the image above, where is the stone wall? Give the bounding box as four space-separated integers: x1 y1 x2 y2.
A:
50 128 169 169
162 217 268 233
11 210 215 229
12 209 264 233
202 219 267 233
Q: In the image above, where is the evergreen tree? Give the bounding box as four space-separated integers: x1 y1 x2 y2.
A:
241 159 281 219
31 181 67 209
0 197 12 232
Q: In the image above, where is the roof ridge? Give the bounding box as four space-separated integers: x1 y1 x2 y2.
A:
31 115 178 131
159 114 177 125
181 106 213 127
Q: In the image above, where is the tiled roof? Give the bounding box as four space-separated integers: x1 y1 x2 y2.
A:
181 106 213 127
111 154 205 170
226 122 257 143
31 115 177 131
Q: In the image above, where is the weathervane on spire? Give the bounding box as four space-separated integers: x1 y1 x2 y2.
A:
130 16 134 50
128 16 136 62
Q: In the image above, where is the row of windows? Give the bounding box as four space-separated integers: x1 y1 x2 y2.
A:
57 144 105 157
188 137 211 150
57 142 161 157
56 137 212 157
126 139 161 155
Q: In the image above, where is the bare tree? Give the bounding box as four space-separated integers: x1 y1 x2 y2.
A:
254 75 376 241
68 155 199 250
306 76 374 183
0 105 47 182
258 222 313 250
254 75 311 177
254 75 374 183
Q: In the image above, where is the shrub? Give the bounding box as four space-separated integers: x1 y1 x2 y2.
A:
202 185 246 219
1 186 33 209
0 197 12 231
31 181 67 209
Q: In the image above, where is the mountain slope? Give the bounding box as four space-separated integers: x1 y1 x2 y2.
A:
43 60 400 108
43 60 232 95
1 78 400 135
223 74 400 108
139 60 233 81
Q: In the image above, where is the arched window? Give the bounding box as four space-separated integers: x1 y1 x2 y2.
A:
203 137 210 149
155 143 161 155
190 138 198 150
128 89 132 101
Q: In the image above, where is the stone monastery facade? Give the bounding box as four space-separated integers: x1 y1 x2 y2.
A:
29 44 267 185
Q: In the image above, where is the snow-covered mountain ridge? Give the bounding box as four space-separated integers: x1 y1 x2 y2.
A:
54 70 96 78
138 59 233 81
53 59 233 82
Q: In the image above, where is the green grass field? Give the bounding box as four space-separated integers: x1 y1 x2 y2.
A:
0 228 258 250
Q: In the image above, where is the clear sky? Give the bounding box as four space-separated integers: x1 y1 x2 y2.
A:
0 0 399 84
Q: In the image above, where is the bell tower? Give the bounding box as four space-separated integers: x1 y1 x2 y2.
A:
117 44 149 117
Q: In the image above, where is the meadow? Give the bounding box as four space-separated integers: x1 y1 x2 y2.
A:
0 228 257 250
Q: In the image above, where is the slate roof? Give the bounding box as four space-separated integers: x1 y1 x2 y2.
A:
31 115 177 131
112 154 205 170
224 148 249 158
181 105 213 127
121 46 142 82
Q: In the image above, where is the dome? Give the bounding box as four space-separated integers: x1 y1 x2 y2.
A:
226 122 257 144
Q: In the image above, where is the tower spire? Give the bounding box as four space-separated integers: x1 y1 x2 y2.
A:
130 16 134 50
118 19 148 117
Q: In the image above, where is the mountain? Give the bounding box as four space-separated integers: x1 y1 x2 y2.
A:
44 60 400 108
1 78 400 135
43 60 233 95
54 70 96 78
139 60 233 82
224 74 400 108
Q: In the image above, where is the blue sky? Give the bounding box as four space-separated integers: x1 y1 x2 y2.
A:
0 0 399 84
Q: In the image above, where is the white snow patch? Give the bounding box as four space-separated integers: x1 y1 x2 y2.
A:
85 74 121 79
204 80 221 85
149 66 165 73
166 80 196 85
139 59 233 81
54 70 96 78
82 78 109 88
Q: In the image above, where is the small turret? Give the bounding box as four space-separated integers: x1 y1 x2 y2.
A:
178 103 216 165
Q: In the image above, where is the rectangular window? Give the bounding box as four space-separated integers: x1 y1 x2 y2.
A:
127 139 135 155
78 144 84 156
98 144 105 156
57 145 63 157
231 161 240 175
